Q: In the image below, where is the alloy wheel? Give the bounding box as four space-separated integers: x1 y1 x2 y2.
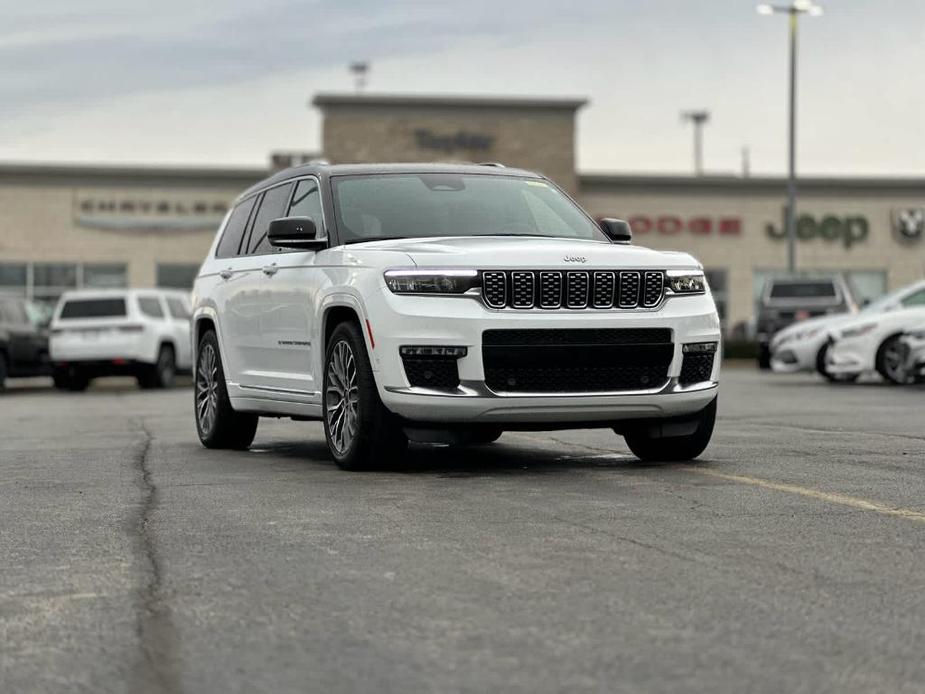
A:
325 340 359 455
881 338 911 384
196 344 219 433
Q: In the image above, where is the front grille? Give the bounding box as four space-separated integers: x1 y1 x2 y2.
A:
679 353 715 386
482 328 673 393
480 270 666 310
402 357 460 389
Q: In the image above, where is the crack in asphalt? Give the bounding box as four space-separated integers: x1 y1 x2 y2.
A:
129 418 182 694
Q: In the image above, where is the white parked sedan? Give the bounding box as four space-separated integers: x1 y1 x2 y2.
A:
825 306 925 384
770 279 925 380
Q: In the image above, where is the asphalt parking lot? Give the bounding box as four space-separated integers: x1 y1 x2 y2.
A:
2 368 925 693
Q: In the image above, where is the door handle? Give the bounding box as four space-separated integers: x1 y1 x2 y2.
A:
219 269 233 280
262 264 279 276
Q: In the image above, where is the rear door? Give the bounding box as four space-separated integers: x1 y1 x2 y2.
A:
1 298 42 371
208 195 261 386
247 177 325 396
231 182 294 387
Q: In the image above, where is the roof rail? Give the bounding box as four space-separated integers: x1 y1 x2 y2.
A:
477 162 506 168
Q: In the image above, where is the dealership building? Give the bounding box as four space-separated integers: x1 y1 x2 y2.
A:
2 92 924 332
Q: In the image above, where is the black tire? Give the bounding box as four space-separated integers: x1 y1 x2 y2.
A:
624 398 717 462
0 352 7 391
195 330 258 450
875 334 912 385
816 343 859 383
140 344 176 389
53 365 89 392
468 427 503 445
757 343 771 370
323 321 407 471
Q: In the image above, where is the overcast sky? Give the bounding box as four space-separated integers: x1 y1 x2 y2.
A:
1 0 922 175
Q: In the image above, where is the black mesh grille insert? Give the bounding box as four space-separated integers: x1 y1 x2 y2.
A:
679 353 715 386
592 272 616 308
402 357 460 389
511 271 535 308
539 272 562 308
643 272 664 308
483 328 671 346
480 270 665 310
482 328 673 393
566 272 590 308
482 271 506 308
618 271 641 308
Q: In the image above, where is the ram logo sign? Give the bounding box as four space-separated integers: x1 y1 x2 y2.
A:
893 208 925 243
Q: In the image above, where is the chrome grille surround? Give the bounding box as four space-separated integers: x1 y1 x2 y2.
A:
565 272 590 308
482 271 506 308
642 271 665 308
617 271 641 308
479 270 667 310
510 271 535 308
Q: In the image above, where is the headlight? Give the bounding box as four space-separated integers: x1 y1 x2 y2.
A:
384 269 480 294
666 271 706 294
840 322 878 339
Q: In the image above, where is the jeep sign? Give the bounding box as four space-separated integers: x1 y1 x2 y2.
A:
765 213 869 249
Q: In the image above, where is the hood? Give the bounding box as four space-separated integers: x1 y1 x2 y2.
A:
837 306 925 335
772 311 856 342
345 236 700 270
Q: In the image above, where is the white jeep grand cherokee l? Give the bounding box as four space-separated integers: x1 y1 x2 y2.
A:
191 163 720 469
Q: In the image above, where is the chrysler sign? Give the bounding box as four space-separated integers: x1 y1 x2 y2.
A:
75 194 229 231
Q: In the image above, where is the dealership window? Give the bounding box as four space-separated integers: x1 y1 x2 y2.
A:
0 261 128 309
83 264 127 288
156 264 200 289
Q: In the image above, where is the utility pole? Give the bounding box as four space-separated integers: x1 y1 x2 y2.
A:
757 0 823 273
681 110 710 176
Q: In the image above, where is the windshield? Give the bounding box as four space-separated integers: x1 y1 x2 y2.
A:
331 173 606 244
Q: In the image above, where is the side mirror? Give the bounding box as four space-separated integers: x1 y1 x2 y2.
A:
268 216 326 250
600 218 633 244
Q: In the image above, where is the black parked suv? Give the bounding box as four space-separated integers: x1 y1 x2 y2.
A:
756 275 857 369
0 296 51 389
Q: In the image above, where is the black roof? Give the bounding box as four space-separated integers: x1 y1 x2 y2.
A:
236 162 542 201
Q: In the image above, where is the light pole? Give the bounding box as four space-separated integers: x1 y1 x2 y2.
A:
681 110 710 176
757 0 823 274
349 61 370 93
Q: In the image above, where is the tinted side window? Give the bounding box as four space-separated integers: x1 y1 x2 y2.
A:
138 297 165 319
215 198 257 259
247 183 295 255
288 178 323 220
166 297 191 320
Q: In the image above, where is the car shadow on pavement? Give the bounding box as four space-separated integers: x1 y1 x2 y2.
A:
243 438 701 477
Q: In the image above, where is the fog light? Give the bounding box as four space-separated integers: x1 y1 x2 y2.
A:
399 345 468 358
682 341 718 354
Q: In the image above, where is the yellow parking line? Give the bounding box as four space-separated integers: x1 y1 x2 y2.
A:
687 467 925 524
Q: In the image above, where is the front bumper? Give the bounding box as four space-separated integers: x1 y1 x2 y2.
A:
770 334 826 374
365 288 721 424
825 336 875 376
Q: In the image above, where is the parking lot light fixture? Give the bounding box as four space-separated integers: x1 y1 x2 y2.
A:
756 0 824 274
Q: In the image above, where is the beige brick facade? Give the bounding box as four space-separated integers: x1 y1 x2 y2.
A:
314 94 584 194
1 95 924 330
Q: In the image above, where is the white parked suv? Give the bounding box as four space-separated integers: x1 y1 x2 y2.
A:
191 163 721 469
50 289 192 391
